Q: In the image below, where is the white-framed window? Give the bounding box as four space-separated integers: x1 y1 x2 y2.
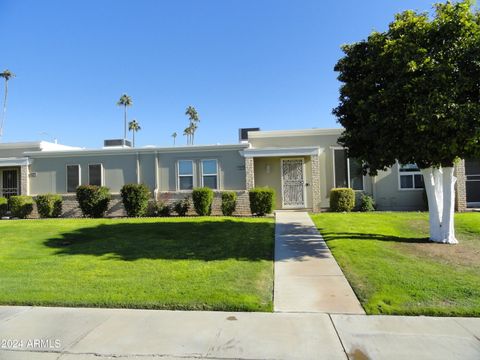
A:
66 164 80 193
88 164 103 186
177 160 194 190
398 163 424 190
201 159 218 189
332 148 364 191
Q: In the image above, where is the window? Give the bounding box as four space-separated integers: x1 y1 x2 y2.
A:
66 165 80 193
333 149 364 190
88 164 103 186
201 159 218 189
178 160 194 190
399 163 424 190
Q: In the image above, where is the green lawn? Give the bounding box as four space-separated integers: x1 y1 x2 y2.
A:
311 212 480 316
0 217 274 311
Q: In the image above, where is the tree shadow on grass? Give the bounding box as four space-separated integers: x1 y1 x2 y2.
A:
44 220 274 261
317 229 430 244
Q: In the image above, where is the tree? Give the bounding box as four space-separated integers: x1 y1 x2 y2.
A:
183 123 194 145
185 105 200 144
117 94 133 140
333 0 480 244
128 119 141 147
0 69 15 141
172 132 177 146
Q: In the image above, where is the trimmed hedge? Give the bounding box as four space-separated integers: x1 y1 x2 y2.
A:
249 187 275 216
359 193 375 212
35 194 63 218
157 202 172 217
0 197 7 217
76 185 111 218
120 184 151 217
173 197 190 216
329 188 355 212
192 187 214 216
221 191 237 216
9 195 34 219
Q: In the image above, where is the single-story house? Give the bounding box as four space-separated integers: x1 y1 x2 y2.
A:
0 128 478 216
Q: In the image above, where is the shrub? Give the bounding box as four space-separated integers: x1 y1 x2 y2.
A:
0 197 7 217
359 193 375 212
192 187 214 216
76 185 111 218
35 194 63 218
329 188 355 212
120 184 151 217
249 187 275 216
173 197 190 216
157 201 172 217
221 191 237 216
9 195 34 219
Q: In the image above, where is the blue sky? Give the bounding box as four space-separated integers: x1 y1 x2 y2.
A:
1 0 435 148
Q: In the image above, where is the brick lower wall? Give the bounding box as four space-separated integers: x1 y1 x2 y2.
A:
157 190 251 216
28 191 251 218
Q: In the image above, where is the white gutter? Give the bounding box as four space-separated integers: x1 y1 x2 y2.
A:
0 157 32 166
240 147 322 158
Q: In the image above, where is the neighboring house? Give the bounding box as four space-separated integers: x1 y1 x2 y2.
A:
0 128 478 216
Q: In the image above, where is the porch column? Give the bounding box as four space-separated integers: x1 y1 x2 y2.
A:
245 157 255 190
20 165 29 195
311 153 321 212
455 159 467 212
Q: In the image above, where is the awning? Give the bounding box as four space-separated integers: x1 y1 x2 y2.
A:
240 147 322 158
0 157 31 167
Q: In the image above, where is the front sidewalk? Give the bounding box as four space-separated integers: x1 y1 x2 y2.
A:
0 306 479 359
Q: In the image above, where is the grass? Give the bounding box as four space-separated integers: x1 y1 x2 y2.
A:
0 217 274 311
310 212 480 316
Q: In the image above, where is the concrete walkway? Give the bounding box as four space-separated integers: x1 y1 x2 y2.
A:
274 211 364 314
0 306 479 359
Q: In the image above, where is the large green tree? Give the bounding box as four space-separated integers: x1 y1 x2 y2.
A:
0 69 15 141
333 0 480 244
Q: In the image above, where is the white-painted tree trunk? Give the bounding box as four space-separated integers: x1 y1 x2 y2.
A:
421 166 458 244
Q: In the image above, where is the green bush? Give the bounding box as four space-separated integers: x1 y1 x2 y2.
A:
9 195 34 219
249 187 275 216
157 201 172 217
359 193 375 212
192 187 214 216
35 194 63 218
173 197 190 216
0 197 7 217
329 188 355 212
221 191 237 216
76 185 111 218
120 184 151 217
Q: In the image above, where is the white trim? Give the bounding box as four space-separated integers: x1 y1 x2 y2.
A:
332 149 365 191
66 164 81 193
87 163 104 186
0 157 31 167
177 160 195 191
200 159 219 190
280 158 307 209
248 128 343 139
241 147 322 158
25 144 248 158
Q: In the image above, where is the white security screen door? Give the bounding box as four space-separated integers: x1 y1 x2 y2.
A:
281 159 306 208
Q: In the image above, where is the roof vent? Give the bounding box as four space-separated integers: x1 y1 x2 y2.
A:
103 139 132 148
239 128 260 143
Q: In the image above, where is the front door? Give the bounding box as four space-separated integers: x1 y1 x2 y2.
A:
1 169 19 200
281 159 306 208
466 159 480 207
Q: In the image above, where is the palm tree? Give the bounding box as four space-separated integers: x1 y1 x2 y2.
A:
117 94 133 140
185 105 200 144
0 69 15 141
172 132 177 146
128 119 141 147
183 124 194 145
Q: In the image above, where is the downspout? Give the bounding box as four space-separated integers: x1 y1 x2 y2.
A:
136 152 140 184
154 151 159 200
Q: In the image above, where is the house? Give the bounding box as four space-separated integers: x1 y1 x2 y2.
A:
0 128 478 216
